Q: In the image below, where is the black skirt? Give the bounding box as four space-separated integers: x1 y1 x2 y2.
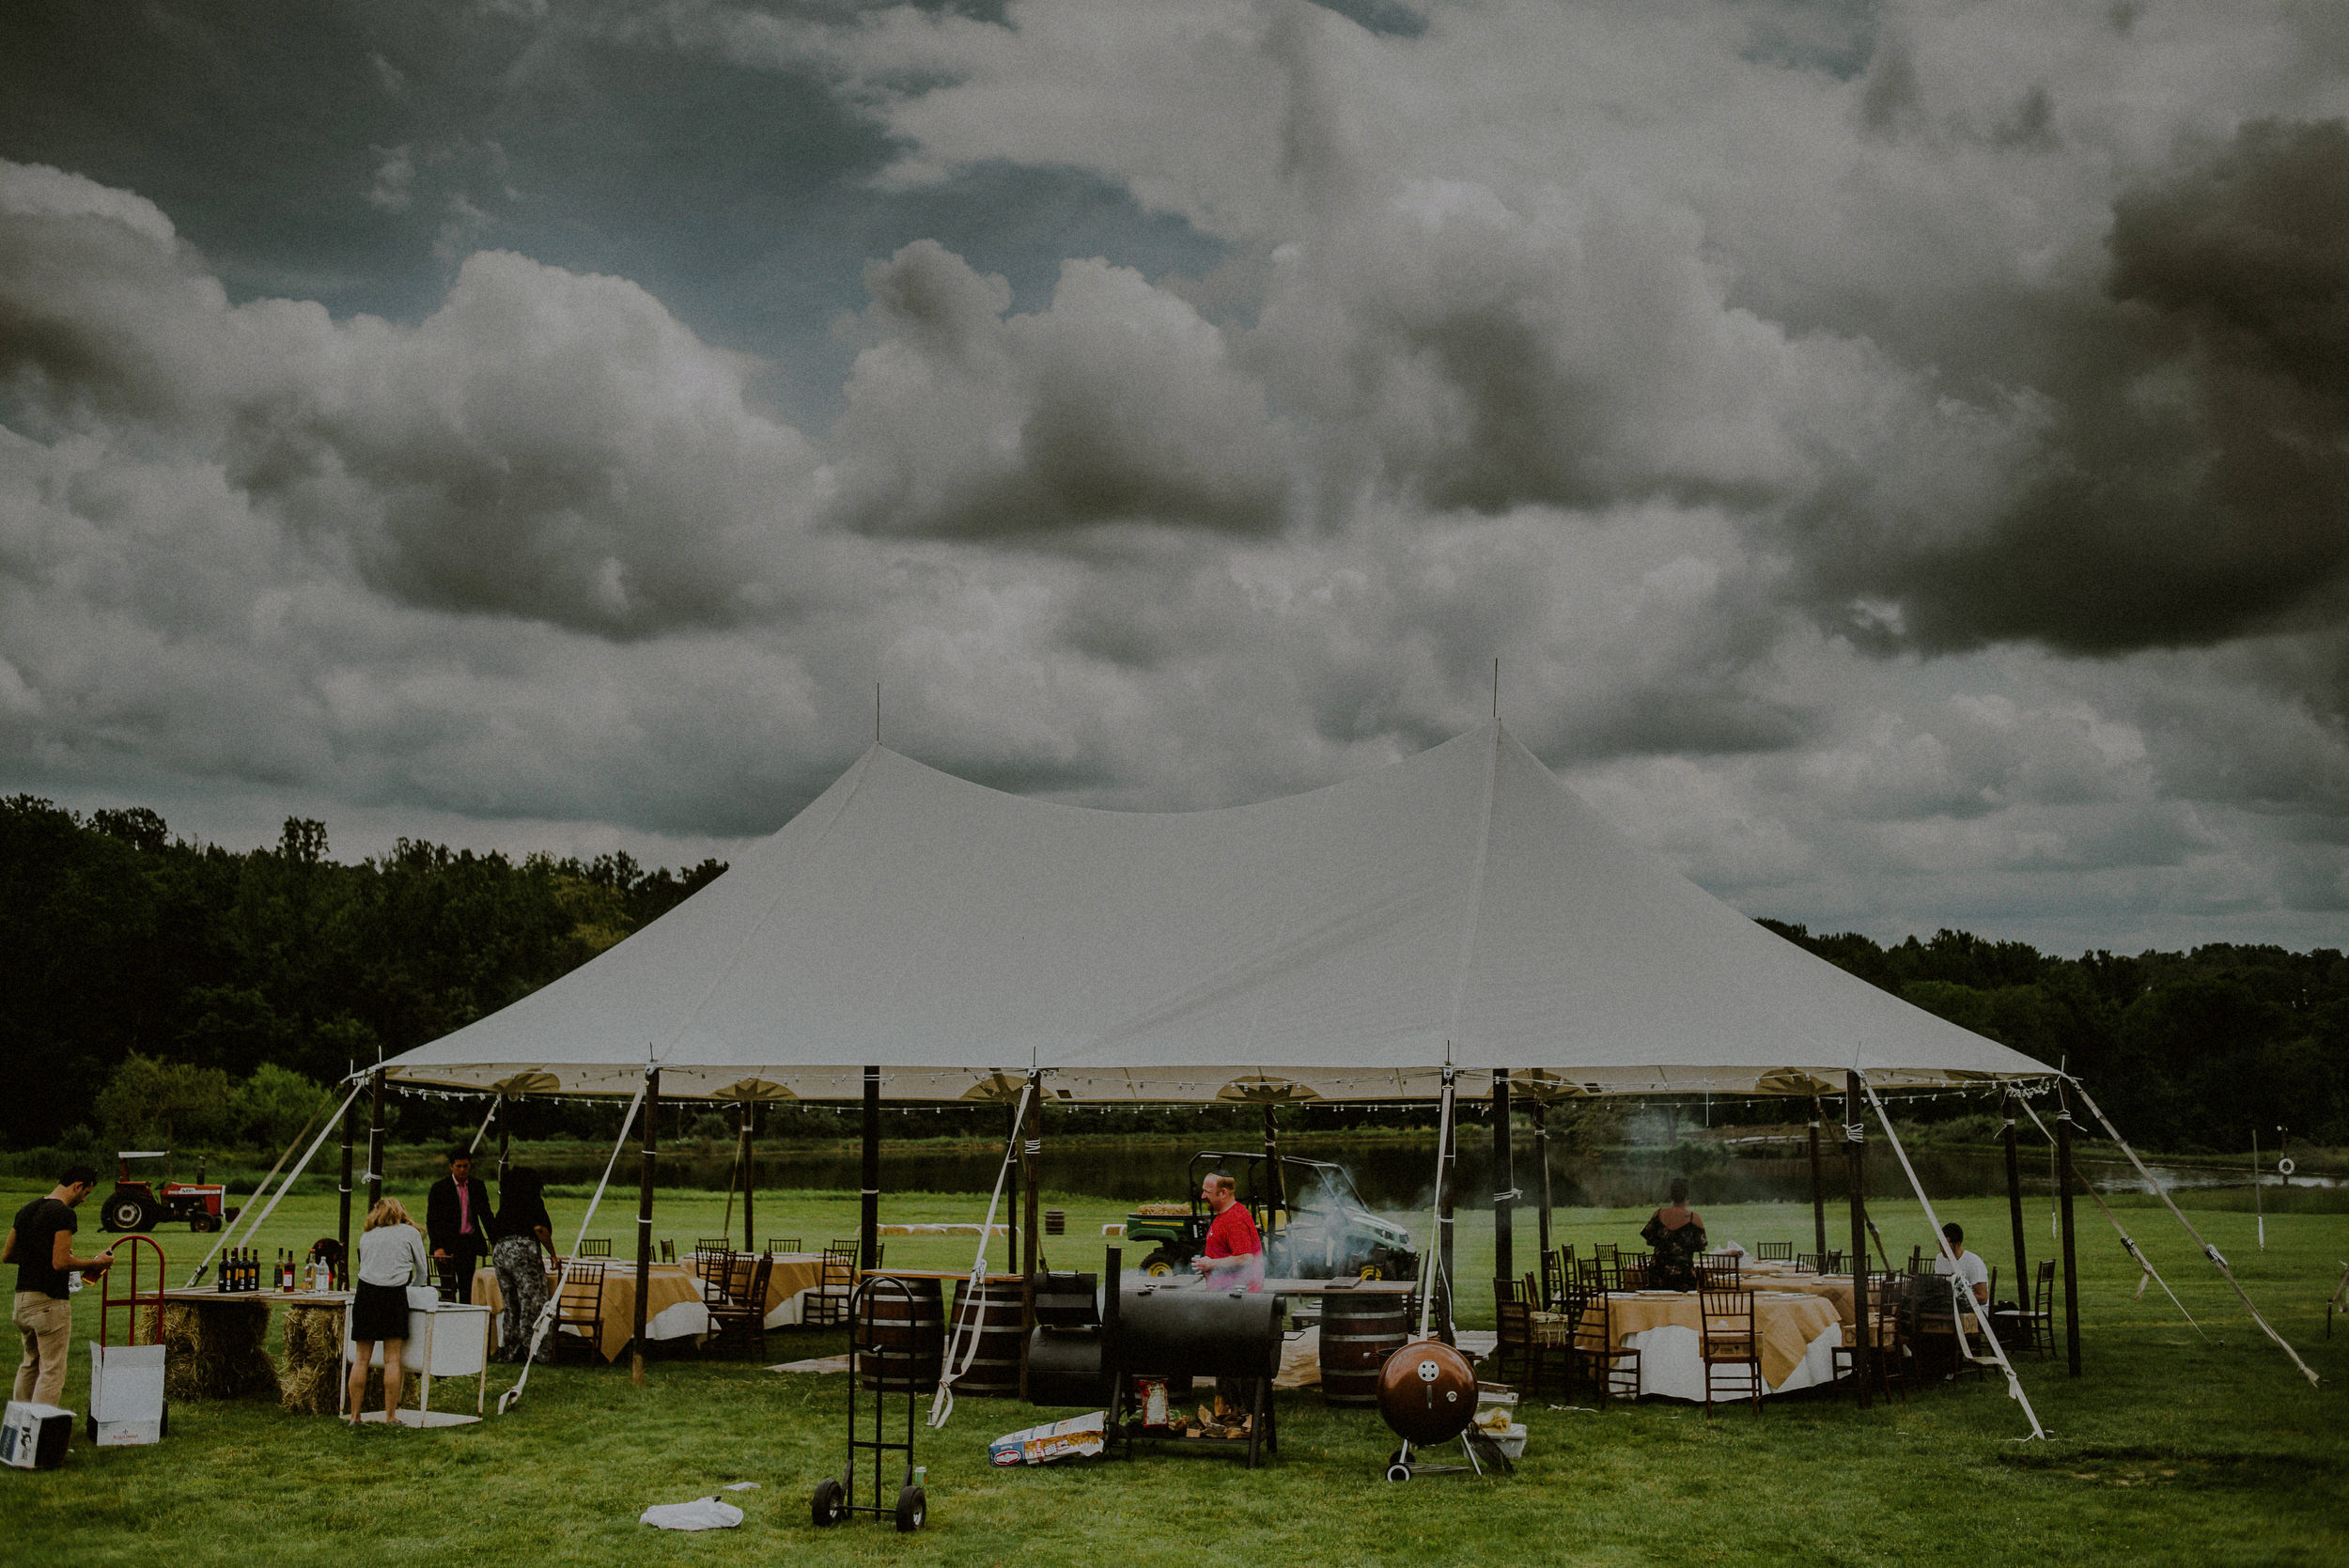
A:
351 1280 413 1342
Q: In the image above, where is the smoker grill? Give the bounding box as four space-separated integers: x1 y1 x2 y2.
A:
1025 1249 1285 1467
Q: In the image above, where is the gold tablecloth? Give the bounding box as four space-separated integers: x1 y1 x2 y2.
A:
1573 1291 1843 1390
472 1253 829 1362
1735 1264 1857 1325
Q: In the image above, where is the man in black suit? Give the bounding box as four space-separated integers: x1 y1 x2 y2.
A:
426 1149 494 1302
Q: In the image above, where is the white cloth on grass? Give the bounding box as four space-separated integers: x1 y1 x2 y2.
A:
639 1497 743 1530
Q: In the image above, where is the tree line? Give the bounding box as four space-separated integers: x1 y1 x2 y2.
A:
3 793 2341 1158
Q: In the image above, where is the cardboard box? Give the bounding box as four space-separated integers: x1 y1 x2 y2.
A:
87 1342 166 1446
2 1402 72 1469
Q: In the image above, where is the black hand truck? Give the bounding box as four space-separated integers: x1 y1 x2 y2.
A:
812 1274 928 1532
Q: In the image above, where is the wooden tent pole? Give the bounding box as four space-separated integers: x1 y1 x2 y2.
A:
742 1101 757 1253
1437 1078 1458 1344
1532 1099 1553 1263
337 1071 355 1280
631 1067 660 1387
1492 1069 1515 1288
366 1069 385 1212
2003 1089 2029 1312
2056 1079 2082 1376
1808 1098 1828 1258
861 1067 881 1273
1843 1074 1871 1408
1262 1101 1283 1258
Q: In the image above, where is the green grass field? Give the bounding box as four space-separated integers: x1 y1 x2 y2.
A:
5 1178 2343 1566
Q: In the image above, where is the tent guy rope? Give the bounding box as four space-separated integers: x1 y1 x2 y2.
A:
183 1079 366 1288
2012 1094 2202 1338
2065 1080 2319 1388
927 1078 1034 1430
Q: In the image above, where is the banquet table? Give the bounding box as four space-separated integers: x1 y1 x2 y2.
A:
1735 1262 1858 1324
471 1253 828 1362
1538 1289 1846 1403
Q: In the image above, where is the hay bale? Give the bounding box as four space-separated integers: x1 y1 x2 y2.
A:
161 1299 281 1402
278 1302 347 1416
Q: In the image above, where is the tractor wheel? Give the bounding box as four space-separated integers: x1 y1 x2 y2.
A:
105 1196 150 1233
894 1483 926 1532
810 1477 845 1528
192 1215 219 1234
1142 1250 1180 1279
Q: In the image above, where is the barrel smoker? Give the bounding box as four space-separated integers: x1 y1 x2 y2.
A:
1023 1247 1285 1468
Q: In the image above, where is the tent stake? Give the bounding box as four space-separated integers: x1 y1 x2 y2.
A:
1843 1074 1871 1407
632 1067 661 1387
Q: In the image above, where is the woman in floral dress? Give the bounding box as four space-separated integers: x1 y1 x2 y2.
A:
1641 1177 1707 1290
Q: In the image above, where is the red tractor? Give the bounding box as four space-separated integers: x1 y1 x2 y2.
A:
98 1152 239 1234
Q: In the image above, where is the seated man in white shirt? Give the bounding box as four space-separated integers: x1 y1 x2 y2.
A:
1931 1221 1991 1313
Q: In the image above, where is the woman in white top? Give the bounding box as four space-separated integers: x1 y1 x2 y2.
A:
348 1197 430 1426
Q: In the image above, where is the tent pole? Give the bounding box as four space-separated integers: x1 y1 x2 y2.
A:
337 1075 355 1283
742 1102 757 1253
1532 1099 1552 1264
1004 1095 1019 1282
1263 1101 1283 1264
1437 1071 1458 1344
1843 1073 1870 1408
2003 1089 2028 1312
1019 1070 1041 1401
2055 1079 2081 1377
1492 1069 1515 1289
1808 1098 1828 1259
862 1066 881 1273
632 1067 660 1387
366 1069 385 1211
497 1094 511 1188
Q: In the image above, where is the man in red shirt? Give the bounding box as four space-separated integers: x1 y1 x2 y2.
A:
1192 1172 1263 1292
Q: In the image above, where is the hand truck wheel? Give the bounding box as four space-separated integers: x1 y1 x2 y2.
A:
894 1483 926 1532
811 1476 845 1527
1384 1461 1411 1483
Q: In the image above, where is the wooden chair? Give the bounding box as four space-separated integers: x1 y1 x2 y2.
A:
695 1236 731 1254
767 1237 803 1255
1999 1260 2056 1359
1834 1272 1911 1401
1698 1287 1762 1413
706 1251 775 1360
1697 1251 1741 1289
1755 1242 1794 1262
552 1261 606 1362
1563 1287 1641 1408
1491 1286 1549 1392
1542 1247 1573 1310
659 1239 676 1264
1796 1250 1844 1274
577 1237 611 1258
808 1246 856 1327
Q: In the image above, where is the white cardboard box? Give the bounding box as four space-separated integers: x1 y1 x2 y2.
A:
87 1341 166 1446
2 1401 72 1469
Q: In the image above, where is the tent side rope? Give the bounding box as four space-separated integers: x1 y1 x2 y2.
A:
1861 1079 2046 1440
928 1079 1034 1430
2012 1094 2202 1338
2066 1080 2319 1388
466 1096 499 1154
498 1076 650 1415
183 1079 366 1288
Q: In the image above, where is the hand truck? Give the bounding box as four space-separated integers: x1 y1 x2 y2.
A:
811 1275 928 1532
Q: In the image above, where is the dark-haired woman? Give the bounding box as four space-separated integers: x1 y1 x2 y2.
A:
492 1169 554 1363
1641 1177 1707 1291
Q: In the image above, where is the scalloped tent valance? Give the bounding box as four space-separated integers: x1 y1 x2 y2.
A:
379 722 2053 1103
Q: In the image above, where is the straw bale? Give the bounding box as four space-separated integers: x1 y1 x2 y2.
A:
279 1302 348 1416
161 1299 280 1402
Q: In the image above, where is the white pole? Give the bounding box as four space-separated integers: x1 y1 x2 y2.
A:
2252 1128 2264 1250
498 1079 651 1415
467 1096 499 1156
1419 1065 1457 1342
1861 1079 2046 1440
928 1080 1034 1430
184 1079 366 1287
2068 1080 2319 1389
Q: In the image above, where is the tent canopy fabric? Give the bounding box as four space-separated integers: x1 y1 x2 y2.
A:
379 722 2054 1103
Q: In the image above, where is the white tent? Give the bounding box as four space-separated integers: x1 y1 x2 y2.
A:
380 722 2052 1102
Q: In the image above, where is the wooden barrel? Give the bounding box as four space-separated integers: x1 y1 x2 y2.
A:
1319 1293 1410 1407
942 1279 1027 1399
854 1278 945 1395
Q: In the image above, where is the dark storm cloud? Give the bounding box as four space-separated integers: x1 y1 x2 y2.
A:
1791 118 2349 691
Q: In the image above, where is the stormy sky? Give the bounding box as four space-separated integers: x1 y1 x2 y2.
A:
3 0 2345 954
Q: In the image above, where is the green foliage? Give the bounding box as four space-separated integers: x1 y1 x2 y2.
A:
94 1051 238 1148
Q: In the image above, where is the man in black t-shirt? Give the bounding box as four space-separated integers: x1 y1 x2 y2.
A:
4 1162 113 1406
